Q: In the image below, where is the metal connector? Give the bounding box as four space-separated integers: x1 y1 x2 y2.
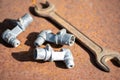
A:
34 29 75 46
2 13 33 47
34 44 75 69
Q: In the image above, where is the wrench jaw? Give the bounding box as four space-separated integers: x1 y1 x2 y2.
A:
97 58 110 72
96 48 120 72
34 1 55 17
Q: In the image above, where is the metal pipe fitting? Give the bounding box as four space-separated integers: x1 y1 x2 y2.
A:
34 44 75 69
2 13 33 47
34 29 75 46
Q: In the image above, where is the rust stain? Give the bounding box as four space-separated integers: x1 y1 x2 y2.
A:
32 0 36 5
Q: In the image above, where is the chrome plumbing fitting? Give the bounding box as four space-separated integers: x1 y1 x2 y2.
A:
2 13 33 47
34 29 75 47
34 44 74 69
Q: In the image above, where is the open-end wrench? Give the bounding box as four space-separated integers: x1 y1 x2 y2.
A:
34 1 120 72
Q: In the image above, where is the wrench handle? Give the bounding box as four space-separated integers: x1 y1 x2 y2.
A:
49 12 102 54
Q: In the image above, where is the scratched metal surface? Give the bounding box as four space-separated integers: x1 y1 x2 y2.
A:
0 0 120 80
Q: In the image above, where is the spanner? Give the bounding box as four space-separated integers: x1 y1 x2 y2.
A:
34 1 120 72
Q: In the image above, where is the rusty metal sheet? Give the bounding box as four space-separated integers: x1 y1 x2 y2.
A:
0 0 120 80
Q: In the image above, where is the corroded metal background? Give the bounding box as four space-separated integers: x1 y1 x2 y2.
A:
0 0 120 80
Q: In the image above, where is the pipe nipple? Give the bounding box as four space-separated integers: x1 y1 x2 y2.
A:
34 48 46 60
69 35 75 46
65 59 75 68
18 13 33 31
11 38 20 47
34 37 45 47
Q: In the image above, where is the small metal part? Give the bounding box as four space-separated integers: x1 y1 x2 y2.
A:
34 29 75 46
2 13 33 47
34 44 75 69
34 1 120 72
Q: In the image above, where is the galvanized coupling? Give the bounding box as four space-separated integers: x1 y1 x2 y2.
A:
34 29 75 47
2 13 33 47
34 44 74 69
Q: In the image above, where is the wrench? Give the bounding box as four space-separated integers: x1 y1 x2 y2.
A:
34 1 120 72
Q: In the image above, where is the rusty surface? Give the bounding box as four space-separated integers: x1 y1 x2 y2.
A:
35 1 120 72
0 0 120 80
